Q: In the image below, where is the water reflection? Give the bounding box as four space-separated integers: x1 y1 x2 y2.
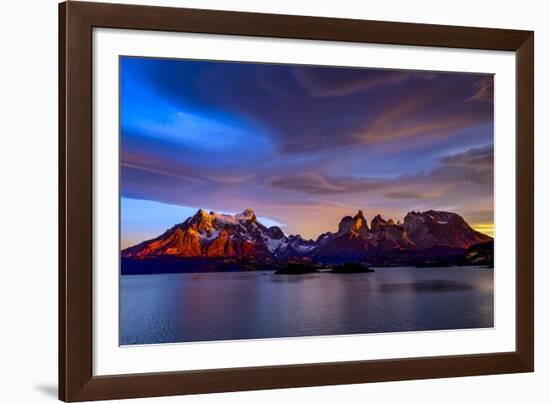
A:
379 280 474 293
120 266 494 345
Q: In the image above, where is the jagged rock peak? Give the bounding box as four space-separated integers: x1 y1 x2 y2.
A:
353 210 368 228
266 226 285 239
316 231 333 245
371 214 387 232
338 210 369 235
405 210 459 222
371 214 385 222
239 208 256 220
338 215 353 232
191 209 256 224
190 208 211 222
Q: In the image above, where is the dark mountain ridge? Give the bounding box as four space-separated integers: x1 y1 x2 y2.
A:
122 208 492 273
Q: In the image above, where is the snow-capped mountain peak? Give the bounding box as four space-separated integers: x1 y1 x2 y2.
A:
122 208 492 261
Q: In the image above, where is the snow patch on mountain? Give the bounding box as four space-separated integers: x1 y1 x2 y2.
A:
202 230 220 240
263 236 288 253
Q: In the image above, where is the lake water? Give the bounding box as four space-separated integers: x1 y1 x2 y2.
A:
120 267 493 345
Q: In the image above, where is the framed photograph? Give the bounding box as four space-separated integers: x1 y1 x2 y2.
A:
59 1 534 401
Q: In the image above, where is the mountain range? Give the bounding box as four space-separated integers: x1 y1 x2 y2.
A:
121 208 492 272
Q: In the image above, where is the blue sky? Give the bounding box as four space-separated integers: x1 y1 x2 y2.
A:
120 57 494 247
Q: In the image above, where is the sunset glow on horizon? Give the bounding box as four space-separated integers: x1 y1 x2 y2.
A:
472 223 495 238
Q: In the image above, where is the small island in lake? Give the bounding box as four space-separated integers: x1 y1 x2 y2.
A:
273 261 375 274
274 263 320 275
330 262 375 273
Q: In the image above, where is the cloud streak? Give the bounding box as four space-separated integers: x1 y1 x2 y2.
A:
292 68 433 98
120 57 494 241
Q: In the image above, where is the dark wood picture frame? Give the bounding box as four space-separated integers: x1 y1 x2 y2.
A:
59 1 534 401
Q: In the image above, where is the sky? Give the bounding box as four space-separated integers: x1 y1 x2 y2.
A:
120 56 494 248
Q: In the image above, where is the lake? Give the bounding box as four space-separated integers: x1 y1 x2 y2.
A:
120 266 493 345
